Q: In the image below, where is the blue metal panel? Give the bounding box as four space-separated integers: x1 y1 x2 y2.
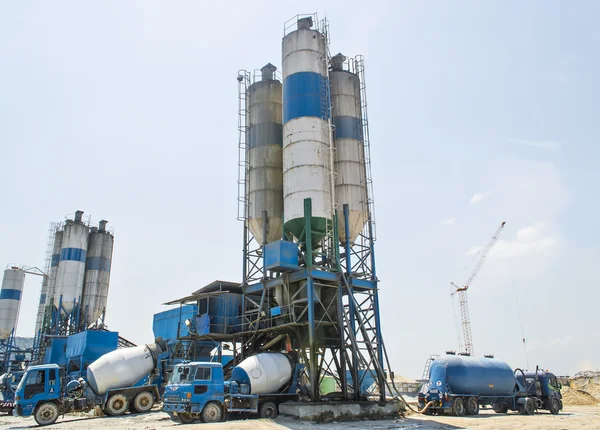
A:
153 304 198 341
39 293 46 304
264 240 299 271
0 289 21 300
85 256 111 272
51 254 60 267
333 116 363 140
44 338 68 366
59 247 87 262
283 72 329 122
346 370 376 394
65 330 118 361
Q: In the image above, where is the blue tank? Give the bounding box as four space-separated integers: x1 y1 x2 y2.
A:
429 355 516 397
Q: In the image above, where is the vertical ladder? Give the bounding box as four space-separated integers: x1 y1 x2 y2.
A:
421 354 439 381
236 71 250 223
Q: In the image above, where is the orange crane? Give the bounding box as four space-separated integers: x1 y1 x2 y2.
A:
451 222 506 356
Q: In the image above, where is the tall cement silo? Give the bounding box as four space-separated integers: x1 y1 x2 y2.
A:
81 220 114 326
330 53 368 244
282 16 333 244
246 64 284 244
0 268 26 340
54 211 89 315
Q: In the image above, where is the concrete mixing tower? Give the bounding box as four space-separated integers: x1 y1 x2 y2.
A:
237 14 384 402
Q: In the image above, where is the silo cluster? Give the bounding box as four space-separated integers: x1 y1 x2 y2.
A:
243 16 368 247
36 210 114 331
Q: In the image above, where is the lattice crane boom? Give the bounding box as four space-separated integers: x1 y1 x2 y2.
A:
452 221 506 356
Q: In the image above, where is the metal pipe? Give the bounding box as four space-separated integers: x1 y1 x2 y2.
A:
344 204 360 400
304 198 318 401
333 210 348 399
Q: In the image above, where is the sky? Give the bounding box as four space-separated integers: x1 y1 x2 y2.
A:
1 0 598 379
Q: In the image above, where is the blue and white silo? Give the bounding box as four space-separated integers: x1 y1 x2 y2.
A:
246 64 284 244
282 16 332 243
81 220 114 325
330 54 368 244
0 268 26 340
34 229 63 335
54 211 89 315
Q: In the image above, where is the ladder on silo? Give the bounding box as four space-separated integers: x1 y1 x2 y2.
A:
236 71 251 223
421 354 439 381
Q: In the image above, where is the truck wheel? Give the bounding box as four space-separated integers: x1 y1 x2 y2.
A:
452 397 465 416
260 401 278 419
178 413 196 424
133 391 154 413
201 401 222 423
34 402 59 426
549 398 560 415
466 397 479 415
105 394 128 416
524 397 535 415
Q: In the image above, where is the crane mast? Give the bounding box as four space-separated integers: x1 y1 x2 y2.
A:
452 221 506 356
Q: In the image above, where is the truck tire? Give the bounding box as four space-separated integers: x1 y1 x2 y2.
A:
466 397 479 415
178 413 196 424
133 391 154 413
549 398 560 415
452 397 465 416
105 394 128 416
201 401 222 423
260 401 278 419
34 402 59 426
524 397 535 415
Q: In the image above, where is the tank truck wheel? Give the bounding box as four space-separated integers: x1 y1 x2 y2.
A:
260 401 278 419
524 397 535 415
549 398 560 415
105 394 129 416
466 397 479 415
178 413 197 424
201 402 223 423
34 402 59 426
132 391 154 413
451 397 465 416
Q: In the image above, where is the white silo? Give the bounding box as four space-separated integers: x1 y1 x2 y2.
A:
54 211 89 315
0 268 26 340
282 16 333 244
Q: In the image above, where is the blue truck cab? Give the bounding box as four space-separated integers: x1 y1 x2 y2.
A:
13 364 65 424
162 360 302 424
163 362 225 424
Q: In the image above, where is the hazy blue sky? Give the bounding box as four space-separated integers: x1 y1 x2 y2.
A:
1 1 598 378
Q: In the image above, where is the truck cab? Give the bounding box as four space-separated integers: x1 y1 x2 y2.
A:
162 362 225 424
516 369 563 414
13 364 64 424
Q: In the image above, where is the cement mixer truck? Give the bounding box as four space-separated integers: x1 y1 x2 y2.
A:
162 352 304 424
13 342 166 426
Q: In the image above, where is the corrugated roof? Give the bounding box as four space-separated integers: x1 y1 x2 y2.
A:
163 280 241 305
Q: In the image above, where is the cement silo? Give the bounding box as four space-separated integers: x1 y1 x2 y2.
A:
0 268 26 340
81 220 114 325
330 54 368 244
282 16 333 244
34 229 63 335
246 64 284 244
54 211 89 315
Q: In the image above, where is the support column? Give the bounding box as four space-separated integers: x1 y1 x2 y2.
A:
304 198 318 401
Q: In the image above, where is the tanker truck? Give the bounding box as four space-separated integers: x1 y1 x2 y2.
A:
162 352 304 424
13 342 166 426
418 355 563 416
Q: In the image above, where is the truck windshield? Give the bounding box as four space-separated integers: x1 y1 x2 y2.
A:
169 366 195 384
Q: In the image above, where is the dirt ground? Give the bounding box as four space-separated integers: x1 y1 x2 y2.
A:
1 405 599 430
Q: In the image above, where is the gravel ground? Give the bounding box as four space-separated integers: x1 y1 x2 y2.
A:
0 405 598 429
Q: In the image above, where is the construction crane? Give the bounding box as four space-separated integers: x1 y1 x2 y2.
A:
451 221 506 356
